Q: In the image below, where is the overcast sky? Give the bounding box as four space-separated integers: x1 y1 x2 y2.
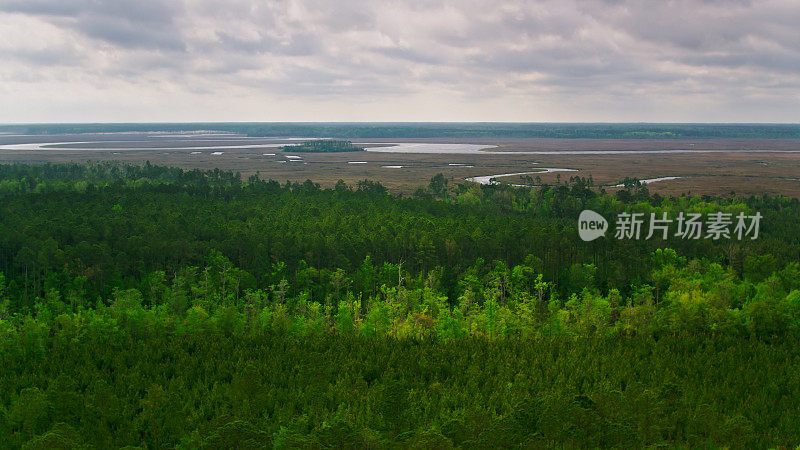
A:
1 0 798 123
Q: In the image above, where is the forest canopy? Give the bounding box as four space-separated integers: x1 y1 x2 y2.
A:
0 162 798 448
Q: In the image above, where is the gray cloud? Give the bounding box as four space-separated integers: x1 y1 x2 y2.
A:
0 0 87 16
0 0 798 122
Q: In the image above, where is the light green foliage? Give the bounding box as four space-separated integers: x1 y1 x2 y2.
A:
361 301 391 338
334 301 355 335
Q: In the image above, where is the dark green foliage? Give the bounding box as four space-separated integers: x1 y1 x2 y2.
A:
1 162 798 308
1 330 798 448
281 139 364 152
0 162 799 447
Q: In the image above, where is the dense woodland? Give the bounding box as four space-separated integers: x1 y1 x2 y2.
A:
281 140 364 152
1 162 799 448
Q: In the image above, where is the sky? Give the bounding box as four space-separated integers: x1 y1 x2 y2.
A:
1 0 798 123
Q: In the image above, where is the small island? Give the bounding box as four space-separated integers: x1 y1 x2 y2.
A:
281 139 365 152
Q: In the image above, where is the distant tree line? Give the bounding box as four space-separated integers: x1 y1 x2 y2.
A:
5 122 800 139
281 139 364 152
